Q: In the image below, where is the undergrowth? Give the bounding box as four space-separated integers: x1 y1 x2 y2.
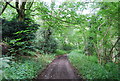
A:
2 54 55 80
68 50 119 80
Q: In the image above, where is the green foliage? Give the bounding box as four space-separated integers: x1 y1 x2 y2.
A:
3 55 55 79
55 49 67 55
1 1 119 80
2 19 39 56
35 27 57 54
2 19 27 38
0 57 11 80
68 50 119 80
104 62 119 79
63 44 76 51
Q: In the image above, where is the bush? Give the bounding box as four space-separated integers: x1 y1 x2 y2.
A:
2 19 39 56
2 19 27 39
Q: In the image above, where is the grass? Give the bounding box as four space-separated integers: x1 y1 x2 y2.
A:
3 54 55 80
68 50 120 80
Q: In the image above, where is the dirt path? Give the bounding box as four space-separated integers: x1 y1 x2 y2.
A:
37 55 83 80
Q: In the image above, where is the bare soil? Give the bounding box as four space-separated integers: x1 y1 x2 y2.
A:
37 55 83 81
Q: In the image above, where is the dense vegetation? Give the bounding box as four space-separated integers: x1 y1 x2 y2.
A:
1 54 54 80
69 50 119 80
0 0 119 80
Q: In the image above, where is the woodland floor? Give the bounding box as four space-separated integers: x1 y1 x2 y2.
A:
37 55 83 81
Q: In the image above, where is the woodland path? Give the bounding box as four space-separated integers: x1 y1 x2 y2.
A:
37 55 83 81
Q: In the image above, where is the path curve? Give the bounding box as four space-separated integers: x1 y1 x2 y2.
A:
37 55 83 81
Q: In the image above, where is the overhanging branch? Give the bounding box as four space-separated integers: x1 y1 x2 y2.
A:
27 0 34 10
4 0 19 10
0 3 8 15
35 8 82 25
0 0 13 15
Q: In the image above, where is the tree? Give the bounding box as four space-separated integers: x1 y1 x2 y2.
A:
1 0 34 21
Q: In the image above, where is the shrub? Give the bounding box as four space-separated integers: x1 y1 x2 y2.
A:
2 19 27 39
2 19 39 56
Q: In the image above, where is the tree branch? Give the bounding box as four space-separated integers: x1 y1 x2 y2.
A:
98 21 105 30
50 15 80 24
0 0 12 15
109 37 120 55
112 52 120 59
15 0 19 13
27 0 34 10
36 8 82 25
4 0 19 10
110 42 119 51
99 26 111 43
0 3 8 15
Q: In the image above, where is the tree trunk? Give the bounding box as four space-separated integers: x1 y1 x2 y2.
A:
16 1 26 21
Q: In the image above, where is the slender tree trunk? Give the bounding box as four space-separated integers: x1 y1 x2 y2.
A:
15 0 26 21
